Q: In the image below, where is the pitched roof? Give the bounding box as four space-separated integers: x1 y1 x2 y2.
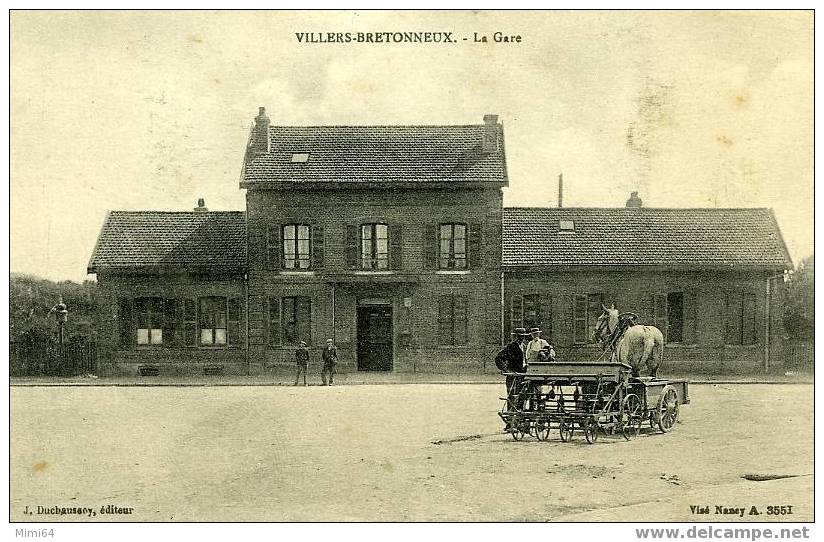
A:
502 207 792 269
241 124 507 185
87 211 246 273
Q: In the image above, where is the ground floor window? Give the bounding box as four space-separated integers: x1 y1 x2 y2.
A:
573 293 602 344
510 293 550 337
438 294 468 345
267 296 312 346
725 291 757 345
119 296 241 348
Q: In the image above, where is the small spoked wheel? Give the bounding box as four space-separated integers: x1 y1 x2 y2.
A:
559 419 574 442
510 417 526 441
621 393 643 440
534 420 551 441
583 418 599 444
657 386 680 433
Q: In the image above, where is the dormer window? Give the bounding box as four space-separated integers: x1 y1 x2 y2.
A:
559 220 575 232
291 153 310 163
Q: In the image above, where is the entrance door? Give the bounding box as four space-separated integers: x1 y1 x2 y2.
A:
357 306 393 371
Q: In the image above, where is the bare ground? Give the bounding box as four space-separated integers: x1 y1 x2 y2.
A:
10 383 813 522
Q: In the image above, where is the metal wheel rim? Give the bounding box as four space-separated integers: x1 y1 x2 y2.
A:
657 387 679 433
559 420 574 442
583 419 598 444
535 421 551 441
621 393 643 440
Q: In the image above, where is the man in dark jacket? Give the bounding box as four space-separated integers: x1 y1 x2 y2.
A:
321 338 338 386
294 341 309 386
495 327 528 411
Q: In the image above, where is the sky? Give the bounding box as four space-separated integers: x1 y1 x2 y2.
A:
10 10 813 282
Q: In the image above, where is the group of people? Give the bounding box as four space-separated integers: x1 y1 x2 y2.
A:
495 326 556 409
294 338 339 386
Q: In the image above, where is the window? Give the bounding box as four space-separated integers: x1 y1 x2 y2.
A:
510 294 550 337
559 220 575 231
199 297 228 346
667 293 684 343
270 296 312 346
361 223 389 270
439 223 467 269
573 293 602 344
725 291 757 345
291 153 310 163
438 294 468 346
135 297 164 346
183 299 197 347
282 224 311 269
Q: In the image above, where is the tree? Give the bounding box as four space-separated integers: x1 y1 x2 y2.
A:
9 274 99 342
783 254 814 340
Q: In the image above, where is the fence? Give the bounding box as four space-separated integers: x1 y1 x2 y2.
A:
784 340 813 372
10 334 98 377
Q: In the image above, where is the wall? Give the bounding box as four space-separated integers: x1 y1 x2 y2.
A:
95 272 247 376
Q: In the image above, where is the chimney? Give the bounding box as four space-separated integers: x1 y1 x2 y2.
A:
626 191 643 208
248 106 270 157
558 173 563 208
194 198 208 213
482 114 499 153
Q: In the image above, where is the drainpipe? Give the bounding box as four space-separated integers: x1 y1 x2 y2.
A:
244 272 250 376
331 283 336 344
764 271 787 374
500 271 505 346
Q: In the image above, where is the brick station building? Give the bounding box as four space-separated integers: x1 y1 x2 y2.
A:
87 109 792 376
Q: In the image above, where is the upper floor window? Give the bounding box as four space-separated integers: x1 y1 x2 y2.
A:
135 297 163 346
439 223 467 269
361 223 389 270
282 224 311 269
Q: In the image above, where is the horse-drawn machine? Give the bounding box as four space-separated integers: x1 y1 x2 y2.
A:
498 360 689 443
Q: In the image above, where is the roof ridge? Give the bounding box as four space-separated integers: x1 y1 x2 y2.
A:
503 206 771 211
108 210 245 214
268 124 488 129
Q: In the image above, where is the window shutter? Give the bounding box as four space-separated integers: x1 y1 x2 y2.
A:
296 296 312 345
724 292 742 345
311 225 324 269
469 223 483 269
389 224 403 270
183 299 197 347
742 292 757 345
683 292 697 345
455 295 468 345
654 293 668 342
639 295 654 325
502 292 512 340
267 297 281 346
345 225 359 269
117 298 133 348
510 294 523 333
437 295 450 346
560 294 574 347
424 224 438 269
163 298 178 347
573 294 588 344
540 294 553 341
227 297 241 346
266 225 281 270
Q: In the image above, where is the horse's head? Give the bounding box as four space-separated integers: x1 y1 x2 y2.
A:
593 304 619 345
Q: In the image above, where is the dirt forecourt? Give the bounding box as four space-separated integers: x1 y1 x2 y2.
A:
10 383 813 522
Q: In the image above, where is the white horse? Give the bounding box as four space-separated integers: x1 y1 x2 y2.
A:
594 304 664 378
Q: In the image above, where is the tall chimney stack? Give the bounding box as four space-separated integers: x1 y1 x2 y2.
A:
194 198 208 213
626 191 643 208
248 106 271 158
482 114 499 153
558 173 563 208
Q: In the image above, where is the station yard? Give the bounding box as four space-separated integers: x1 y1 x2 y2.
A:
10 383 813 522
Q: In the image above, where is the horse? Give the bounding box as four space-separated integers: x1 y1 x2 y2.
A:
594 304 664 378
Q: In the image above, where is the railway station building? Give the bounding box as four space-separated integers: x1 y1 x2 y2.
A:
87 109 793 376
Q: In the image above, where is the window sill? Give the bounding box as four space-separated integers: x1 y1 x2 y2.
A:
435 270 471 275
354 270 394 275
666 343 699 348
724 344 760 348
435 344 471 349
279 270 316 276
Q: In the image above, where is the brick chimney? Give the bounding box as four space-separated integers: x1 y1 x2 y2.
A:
248 106 270 157
194 198 208 213
482 114 499 153
626 191 643 208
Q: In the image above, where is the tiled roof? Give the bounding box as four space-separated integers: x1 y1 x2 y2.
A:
242 124 507 184
87 211 246 273
502 207 792 269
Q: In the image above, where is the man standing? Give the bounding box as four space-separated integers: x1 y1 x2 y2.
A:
321 338 338 386
495 327 528 410
525 327 550 365
294 341 309 386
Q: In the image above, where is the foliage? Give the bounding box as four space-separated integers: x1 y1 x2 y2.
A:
783 254 814 340
9 274 99 343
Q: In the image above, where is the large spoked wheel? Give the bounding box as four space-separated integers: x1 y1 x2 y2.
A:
621 393 643 440
657 386 680 433
535 420 551 441
583 418 599 444
559 419 574 442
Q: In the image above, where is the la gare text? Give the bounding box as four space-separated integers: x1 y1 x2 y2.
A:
294 32 522 44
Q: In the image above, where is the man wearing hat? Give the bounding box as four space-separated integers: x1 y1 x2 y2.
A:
294 341 309 386
495 327 529 411
321 338 338 386
525 327 550 365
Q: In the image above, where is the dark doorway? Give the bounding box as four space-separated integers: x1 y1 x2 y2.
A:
357 305 393 371
667 292 683 343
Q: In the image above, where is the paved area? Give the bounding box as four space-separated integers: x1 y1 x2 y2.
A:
10 383 813 522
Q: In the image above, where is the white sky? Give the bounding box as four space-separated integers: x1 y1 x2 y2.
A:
10 10 813 282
